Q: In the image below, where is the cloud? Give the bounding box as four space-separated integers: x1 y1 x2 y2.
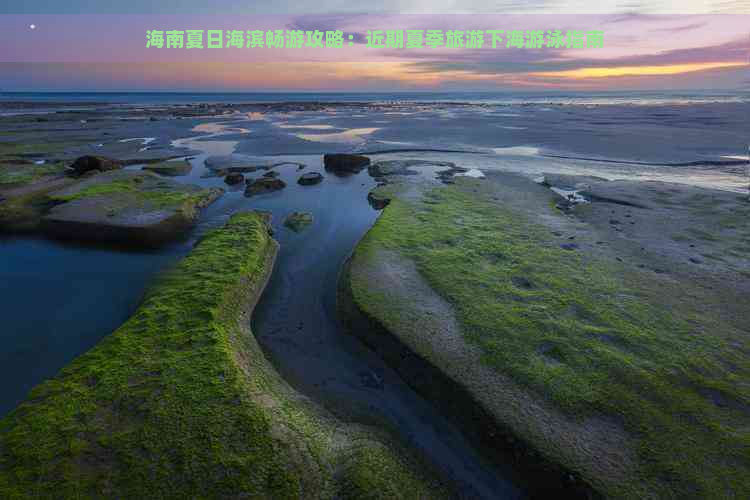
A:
397 36 749 75
650 22 706 32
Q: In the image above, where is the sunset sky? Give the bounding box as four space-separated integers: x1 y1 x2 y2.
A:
0 0 747 92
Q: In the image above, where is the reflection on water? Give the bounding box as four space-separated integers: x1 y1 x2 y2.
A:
298 127 380 144
492 146 542 156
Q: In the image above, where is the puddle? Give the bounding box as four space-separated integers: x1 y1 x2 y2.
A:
297 127 380 144
457 168 485 178
492 146 541 156
276 123 336 130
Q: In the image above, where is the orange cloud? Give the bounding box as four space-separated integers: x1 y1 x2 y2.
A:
531 62 748 79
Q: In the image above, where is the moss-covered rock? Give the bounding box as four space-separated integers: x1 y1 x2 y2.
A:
0 212 443 499
0 162 75 233
283 211 314 232
344 173 750 498
41 170 223 246
245 177 286 197
0 162 67 190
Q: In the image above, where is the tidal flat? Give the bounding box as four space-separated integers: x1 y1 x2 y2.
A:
0 96 748 498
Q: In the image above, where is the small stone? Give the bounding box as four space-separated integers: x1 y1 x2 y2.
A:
283 211 313 232
245 177 286 197
298 172 324 185
224 172 244 185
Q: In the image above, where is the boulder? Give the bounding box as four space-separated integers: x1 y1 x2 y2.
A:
41 170 223 246
224 172 245 185
245 177 286 197
298 172 324 186
69 156 122 176
323 154 370 175
367 191 391 210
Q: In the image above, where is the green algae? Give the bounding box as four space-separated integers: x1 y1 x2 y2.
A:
0 212 441 499
0 162 67 188
49 173 206 209
349 180 750 498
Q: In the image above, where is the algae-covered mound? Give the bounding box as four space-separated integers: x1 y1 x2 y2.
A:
0 162 67 190
0 162 75 232
42 170 223 246
343 173 750 498
0 212 442 499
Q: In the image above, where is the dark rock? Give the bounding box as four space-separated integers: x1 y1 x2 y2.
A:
245 177 286 197
323 154 370 174
263 170 280 178
224 172 245 185
70 156 122 176
689 257 703 264
560 243 579 251
367 191 390 210
298 172 323 186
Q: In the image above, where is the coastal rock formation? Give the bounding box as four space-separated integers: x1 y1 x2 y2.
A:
368 159 453 179
323 154 370 174
0 213 444 499
342 171 750 498
245 177 286 197
69 155 122 176
298 172 323 185
41 170 223 246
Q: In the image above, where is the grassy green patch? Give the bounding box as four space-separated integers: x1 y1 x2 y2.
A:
0 212 438 498
0 162 67 188
50 174 204 209
352 182 750 497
